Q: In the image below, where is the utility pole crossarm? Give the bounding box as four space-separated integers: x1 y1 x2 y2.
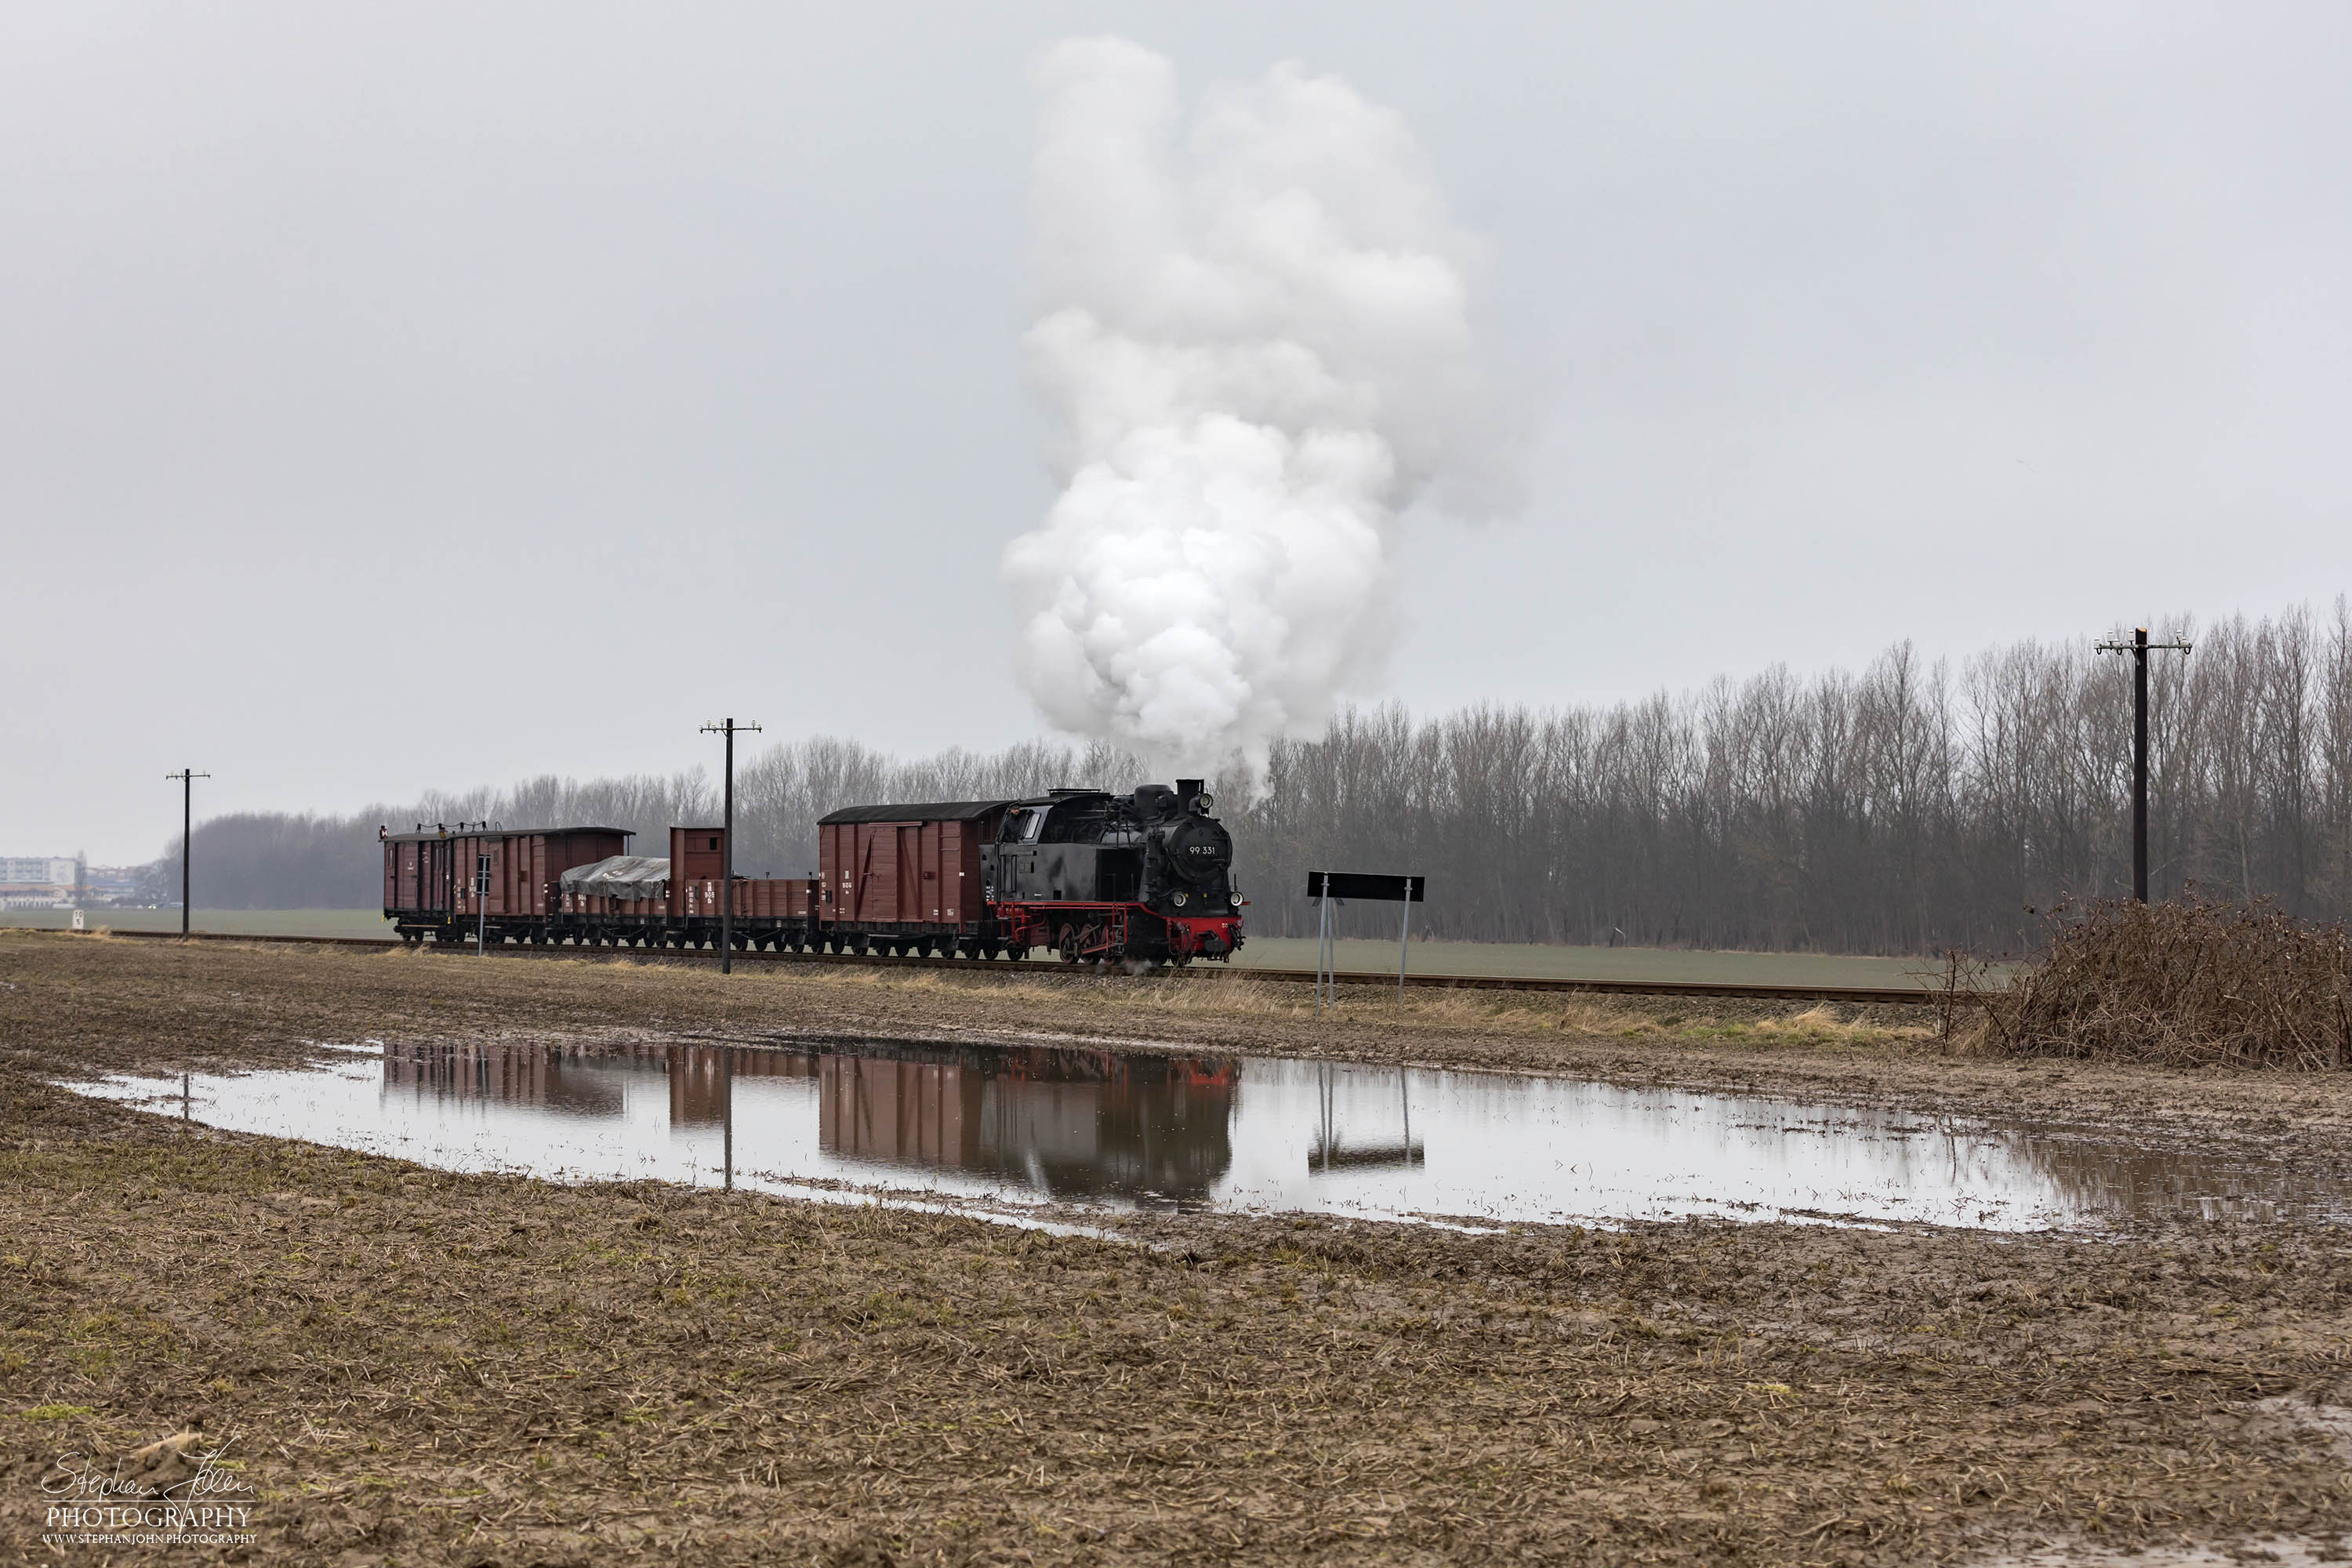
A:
699 720 762 975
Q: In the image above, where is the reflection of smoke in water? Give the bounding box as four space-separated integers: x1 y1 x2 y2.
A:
1005 36 1497 779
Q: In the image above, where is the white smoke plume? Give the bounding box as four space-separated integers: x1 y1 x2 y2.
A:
1004 37 1494 782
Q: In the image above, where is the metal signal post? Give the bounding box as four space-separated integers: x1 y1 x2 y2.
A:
1316 872 1334 1014
700 718 761 974
1308 871 1427 1013
165 769 209 936
1397 877 1414 1003
2096 626 2192 902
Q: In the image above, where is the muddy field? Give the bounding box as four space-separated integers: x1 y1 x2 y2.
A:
5 932 2352 1564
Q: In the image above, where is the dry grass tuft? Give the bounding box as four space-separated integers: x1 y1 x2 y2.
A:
1948 895 2352 1069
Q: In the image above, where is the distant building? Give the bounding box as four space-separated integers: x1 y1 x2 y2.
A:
83 866 147 904
0 855 85 909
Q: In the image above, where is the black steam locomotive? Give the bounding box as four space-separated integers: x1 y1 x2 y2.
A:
984 779 1242 961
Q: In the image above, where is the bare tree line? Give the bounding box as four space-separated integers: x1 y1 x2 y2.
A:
144 603 2352 959
1246 601 2352 953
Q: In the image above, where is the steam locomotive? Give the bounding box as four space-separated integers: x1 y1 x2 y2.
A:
380 776 1243 965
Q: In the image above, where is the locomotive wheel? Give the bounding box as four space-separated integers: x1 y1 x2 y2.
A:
1057 925 1077 962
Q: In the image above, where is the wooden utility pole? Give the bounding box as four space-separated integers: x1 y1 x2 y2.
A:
699 719 761 973
165 769 209 935
2096 628 2192 902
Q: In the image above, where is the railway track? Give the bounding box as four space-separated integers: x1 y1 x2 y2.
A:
78 926 1945 1006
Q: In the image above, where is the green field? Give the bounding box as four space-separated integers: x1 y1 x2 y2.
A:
2 908 1961 987
1233 935 1955 989
0 908 395 938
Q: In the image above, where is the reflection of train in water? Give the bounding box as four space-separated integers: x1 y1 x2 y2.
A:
818 1045 1235 1200
379 779 1244 965
380 1040 1236 1202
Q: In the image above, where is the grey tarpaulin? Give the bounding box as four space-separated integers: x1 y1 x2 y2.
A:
559 856 670 901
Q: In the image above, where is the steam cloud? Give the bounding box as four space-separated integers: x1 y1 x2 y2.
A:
1004 37 1494 780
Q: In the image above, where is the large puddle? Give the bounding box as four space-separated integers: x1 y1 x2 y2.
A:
78 1039 2352 1232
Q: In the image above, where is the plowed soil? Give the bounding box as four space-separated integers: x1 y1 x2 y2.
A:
5 932 2351 1566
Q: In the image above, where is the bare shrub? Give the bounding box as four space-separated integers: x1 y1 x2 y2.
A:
1952 895 2352 1069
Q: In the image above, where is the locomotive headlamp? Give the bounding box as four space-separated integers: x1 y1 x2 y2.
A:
1193 792 1214 814
1172 890 1188 907
1229 891 1242 907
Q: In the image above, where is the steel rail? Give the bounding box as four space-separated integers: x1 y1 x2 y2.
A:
73 926 1947 1005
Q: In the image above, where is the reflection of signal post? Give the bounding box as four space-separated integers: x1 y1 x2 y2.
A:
1310 1063 1425 1172
1308 871 1428 1013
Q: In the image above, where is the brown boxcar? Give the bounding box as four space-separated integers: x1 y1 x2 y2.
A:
816 800 1009 938
383 825 630 932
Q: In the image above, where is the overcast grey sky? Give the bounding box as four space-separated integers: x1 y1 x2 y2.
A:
5 3 2348 862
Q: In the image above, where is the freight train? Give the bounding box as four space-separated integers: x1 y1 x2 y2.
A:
380 778 1244 965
